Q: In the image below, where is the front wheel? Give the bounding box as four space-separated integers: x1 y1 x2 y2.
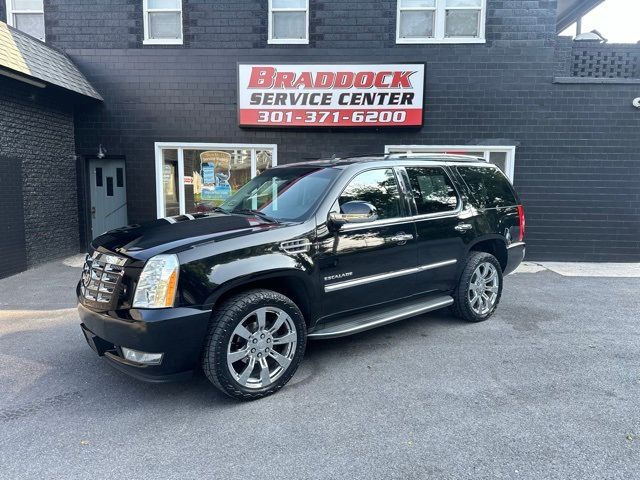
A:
451 252 503 322
202 289 307 401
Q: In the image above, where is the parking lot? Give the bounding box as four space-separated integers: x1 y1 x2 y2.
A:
0 259 638 479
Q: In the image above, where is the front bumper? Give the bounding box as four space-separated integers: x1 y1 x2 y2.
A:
78 299 211 382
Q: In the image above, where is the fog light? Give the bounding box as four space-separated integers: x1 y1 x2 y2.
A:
121 347 163 365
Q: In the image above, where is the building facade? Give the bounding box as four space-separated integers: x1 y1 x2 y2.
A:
0 0 638 276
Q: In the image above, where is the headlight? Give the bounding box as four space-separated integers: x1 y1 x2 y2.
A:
132 254 179 308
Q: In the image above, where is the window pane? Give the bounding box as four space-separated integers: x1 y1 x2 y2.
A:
184 149 253 213
400 0 435 8
162 149 180 217
95 167 103 187
455 166 517 209
272 0 306 8
406 167 458 215
12 0 42 10
14 13 45 40
148 0 181 9
116 168 124 188
446 0 481 7
445 9 480 37
106 177 114 197
272 11 306 39
489 152 507 173
148 11 181 39
399 10 434 38
339 169 401 220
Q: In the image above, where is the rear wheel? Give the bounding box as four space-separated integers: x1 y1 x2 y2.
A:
451 252 503 322
202 289 306 400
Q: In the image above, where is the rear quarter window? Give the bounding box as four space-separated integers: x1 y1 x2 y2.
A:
455 166 517 209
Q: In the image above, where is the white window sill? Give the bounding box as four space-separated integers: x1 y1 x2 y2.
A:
143 38 183 45
396 37 486 44
268 38 309 45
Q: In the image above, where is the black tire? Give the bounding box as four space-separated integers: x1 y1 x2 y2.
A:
202 289 307 401
451 251 503 322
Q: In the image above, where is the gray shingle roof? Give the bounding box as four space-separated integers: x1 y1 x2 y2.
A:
0 22 102 100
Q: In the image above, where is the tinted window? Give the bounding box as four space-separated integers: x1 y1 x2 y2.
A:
456 166 517 209
406 167 458 215
106 177 114 197
95 167 103 187
116 168 124 187
339 169 401 220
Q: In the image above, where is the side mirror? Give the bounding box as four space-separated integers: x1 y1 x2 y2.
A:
329 201 378 227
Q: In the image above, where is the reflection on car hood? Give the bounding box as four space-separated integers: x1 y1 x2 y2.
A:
91 213 275 260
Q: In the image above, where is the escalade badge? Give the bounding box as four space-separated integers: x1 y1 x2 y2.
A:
324 272 353 282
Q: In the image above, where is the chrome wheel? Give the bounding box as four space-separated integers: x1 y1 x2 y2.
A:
226 307 297 389
468 262 499 315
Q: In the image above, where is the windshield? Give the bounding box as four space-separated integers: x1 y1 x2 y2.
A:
218 167 340 221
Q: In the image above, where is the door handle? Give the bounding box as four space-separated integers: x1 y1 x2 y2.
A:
454 223 473 232
389 233 414 243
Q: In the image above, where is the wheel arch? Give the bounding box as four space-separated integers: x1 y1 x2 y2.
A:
466 235 508 272
205 270 317 326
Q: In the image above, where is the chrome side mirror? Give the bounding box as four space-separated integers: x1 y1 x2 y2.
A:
329 201 378 227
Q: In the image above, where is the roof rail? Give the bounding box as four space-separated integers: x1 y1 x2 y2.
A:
384 153 488 163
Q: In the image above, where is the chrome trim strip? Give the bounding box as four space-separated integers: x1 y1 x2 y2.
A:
507 241 525 249
308 297 454 339
324 259 457 292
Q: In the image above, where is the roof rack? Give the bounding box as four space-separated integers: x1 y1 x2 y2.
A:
384 153 488 163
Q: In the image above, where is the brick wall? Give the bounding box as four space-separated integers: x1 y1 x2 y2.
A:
0 77 80 269
7 0 637 261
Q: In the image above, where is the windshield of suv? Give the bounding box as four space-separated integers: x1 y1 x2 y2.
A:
218 166 340 222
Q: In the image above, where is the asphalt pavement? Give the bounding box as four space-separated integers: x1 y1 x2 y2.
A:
0 259 638 479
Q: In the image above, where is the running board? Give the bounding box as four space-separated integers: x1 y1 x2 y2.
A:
308 295 454 339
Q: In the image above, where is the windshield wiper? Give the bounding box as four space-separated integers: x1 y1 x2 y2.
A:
233 209 281 224
210 206 230 215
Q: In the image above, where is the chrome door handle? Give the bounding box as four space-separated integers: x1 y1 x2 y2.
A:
389 233 414 243
454 223 473 232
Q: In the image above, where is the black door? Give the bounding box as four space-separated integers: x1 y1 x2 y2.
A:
401 166 467 293
317 168 419 318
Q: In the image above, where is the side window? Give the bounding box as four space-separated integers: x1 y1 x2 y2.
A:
455 166 517 209
339 169 401 220
405 167 458 215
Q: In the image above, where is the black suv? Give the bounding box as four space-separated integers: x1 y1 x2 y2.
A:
78 155 525 400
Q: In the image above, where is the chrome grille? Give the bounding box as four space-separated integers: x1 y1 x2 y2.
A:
81 251 127 305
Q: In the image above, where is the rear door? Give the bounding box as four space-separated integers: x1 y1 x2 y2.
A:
318 167 419 317
400 165 468 293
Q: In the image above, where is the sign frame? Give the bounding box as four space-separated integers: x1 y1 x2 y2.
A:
237 62 426 129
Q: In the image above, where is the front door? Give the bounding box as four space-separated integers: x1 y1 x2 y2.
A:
88 159 128 239
317 168 418 318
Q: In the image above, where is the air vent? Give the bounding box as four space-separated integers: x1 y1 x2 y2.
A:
280 238 312 254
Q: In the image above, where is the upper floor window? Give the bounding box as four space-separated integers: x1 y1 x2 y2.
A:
143 0 183 45
268 0 309 44
6 0 45 41
396 0 485 44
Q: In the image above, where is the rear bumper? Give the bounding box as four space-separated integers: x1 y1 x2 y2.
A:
504 241 526 275
77 298 211 382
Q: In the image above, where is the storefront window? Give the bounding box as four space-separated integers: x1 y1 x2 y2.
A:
385 145 516 182
161 149 180 217
155 144 277 218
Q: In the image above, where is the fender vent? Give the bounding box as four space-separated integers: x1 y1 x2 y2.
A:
280 238 312 254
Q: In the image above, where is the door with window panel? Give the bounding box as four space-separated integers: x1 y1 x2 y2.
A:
401 166 466 293
89 159 128 239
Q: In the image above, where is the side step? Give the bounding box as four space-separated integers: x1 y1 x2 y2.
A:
308 294 454 340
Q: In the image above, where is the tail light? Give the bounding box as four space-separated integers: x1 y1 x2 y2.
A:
517 205 525 242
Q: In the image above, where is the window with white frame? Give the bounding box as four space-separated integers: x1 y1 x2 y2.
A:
155 143 277 218
268 0 309 44
6 0 45 41
396 0 486 43
385 145 516 182
143 0 183 45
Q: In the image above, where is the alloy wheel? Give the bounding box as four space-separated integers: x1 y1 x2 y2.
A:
226 307 297 389
468 262 499 315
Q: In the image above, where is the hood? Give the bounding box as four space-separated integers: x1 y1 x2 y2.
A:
92 213 274 261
